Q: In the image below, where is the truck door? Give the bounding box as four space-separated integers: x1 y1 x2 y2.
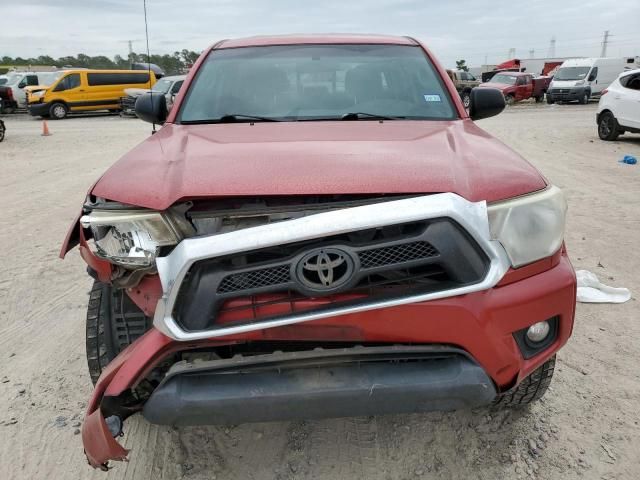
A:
587 67 600 94
16 74 39 108
515 76 529 100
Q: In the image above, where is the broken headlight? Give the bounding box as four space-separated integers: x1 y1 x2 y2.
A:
488 185 566 268
80 210 181 267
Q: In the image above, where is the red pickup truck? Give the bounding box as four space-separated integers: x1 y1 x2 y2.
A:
478 71 552 104
61 34 575 470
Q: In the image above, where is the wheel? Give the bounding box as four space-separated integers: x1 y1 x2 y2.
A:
579 92 589 105
504 94 515 106
493 355 555 408
461 91 471 109
546 96 554 104
0 121 5 142
598 111 620 141
86 281 152 385
534 95 543 103
49 102 68 120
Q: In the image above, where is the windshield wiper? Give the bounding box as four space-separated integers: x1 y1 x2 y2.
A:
341 112 406 121
182 114 282 124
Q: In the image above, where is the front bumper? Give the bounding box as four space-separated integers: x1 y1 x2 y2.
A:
27 102 50 117
82 251 575 469
547 86 588 102
143 346 496 425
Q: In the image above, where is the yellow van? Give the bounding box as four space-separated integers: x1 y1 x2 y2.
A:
27 69 156 119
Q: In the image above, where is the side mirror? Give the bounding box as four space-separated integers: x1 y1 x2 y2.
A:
469 88 505 121
588 74 597 82
135 92 167 124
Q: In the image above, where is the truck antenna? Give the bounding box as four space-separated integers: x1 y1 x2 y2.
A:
143 0 155 134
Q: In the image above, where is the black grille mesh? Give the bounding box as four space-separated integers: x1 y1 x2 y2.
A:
218 264 291 293
358 241 438 269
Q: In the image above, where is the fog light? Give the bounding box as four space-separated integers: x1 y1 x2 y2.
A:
526 321 550 343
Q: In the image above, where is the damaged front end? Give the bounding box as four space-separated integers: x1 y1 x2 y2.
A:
69 192 574 469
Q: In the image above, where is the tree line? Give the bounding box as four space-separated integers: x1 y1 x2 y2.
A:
1 50 201 75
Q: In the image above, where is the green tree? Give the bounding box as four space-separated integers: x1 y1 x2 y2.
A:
455 59 469 72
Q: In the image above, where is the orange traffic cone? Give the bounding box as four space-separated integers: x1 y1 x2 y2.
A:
41 120 51 137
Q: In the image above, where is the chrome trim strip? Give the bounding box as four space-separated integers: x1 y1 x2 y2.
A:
153 193 510 341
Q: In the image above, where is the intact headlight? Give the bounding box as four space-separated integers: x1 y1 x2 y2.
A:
488 186 566 268
80 210 181 267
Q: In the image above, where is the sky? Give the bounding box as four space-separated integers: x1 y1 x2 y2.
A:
2 0 639 68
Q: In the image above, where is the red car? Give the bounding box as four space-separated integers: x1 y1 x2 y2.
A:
61 34 575 469
478 71 551 104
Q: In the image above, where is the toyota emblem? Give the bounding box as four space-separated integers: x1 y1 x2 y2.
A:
295 247 356 292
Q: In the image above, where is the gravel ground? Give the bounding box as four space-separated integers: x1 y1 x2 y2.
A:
0 105 639 480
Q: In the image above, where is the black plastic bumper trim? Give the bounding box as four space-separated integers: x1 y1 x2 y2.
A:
142 346 497 425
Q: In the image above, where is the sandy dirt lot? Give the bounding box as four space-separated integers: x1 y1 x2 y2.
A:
0 105 639 480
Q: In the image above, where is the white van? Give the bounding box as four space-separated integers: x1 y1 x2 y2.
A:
0 71 64 112
547 57 640 104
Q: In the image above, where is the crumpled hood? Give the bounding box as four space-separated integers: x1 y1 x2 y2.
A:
91 120 546 210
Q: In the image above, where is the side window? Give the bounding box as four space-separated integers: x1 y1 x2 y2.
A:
459 72 468 80
517 76 526 85
87 73 150 86
467 73 476 81
17 77 27 88
53 73 81 92
624 74 640 91
171 80 183 94
588 67 598 81
27 75 39 86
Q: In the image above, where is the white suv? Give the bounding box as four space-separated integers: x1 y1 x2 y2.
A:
597 68 640 141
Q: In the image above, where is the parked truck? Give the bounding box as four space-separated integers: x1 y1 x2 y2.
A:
446 69 480 108
63 34 575 470
478 71 551 105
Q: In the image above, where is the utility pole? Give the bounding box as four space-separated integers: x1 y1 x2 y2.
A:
548 36 556 57
508 47 516 59
128 40 133 56
600 30 610 57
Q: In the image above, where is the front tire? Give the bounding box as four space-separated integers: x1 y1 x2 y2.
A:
504 94 515 106
0 120 5 142
49 102 68 120
579 92 590 105
598 111 620 141
493 355 555 408
461 91 471 109
546 95 554 104
86 281 151 385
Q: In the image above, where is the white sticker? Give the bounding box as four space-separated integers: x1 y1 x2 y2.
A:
423 94 441 102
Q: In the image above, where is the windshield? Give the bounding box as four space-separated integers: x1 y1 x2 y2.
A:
37 72 64 86
489 74 517 85
152 78 172 93
0 76 7 85
554 67 590 81
4 73 23 86
178 44 456 122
